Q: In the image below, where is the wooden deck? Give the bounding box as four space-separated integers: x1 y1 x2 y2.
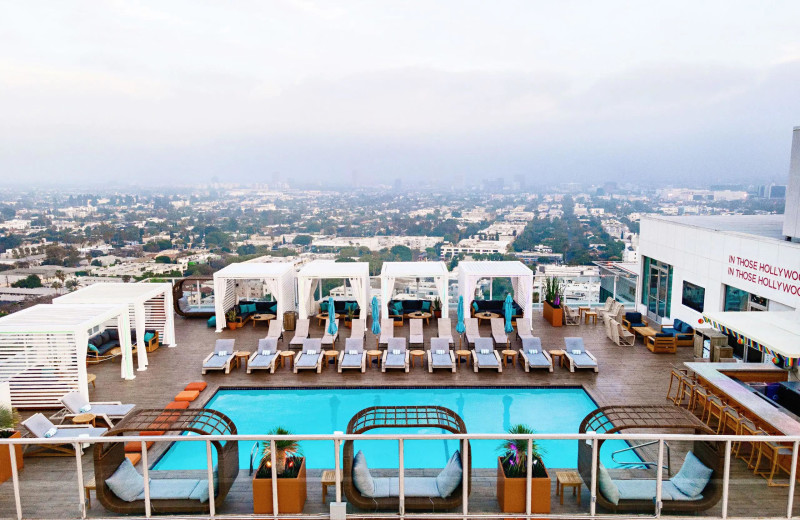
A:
1 313 798 518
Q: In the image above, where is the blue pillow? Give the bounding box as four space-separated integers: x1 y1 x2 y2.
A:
105 458 145 502
88 344 99 353
681 321 692 334
319 301 328 313
671 451 713 498
248 303 258 314
598 465 619 505
144 332 155 342
435 449 462 498
345 302 356 313
392 302 403 315
472 302 479 311
353 450 375 496
421 301 431 312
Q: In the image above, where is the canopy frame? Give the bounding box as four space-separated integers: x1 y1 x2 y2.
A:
379 261 449 319
213 262 296 332
297 260 370 319
457 261 533 326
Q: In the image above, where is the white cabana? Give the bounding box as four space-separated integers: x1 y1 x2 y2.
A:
380 261 449 319
213 262 296 332
0 303 134 408
297 260 370 319
703 311 800 362
54 282 176 372
457 261 534 325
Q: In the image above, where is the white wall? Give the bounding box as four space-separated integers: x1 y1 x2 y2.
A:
639 217 800 324
784 126 800 239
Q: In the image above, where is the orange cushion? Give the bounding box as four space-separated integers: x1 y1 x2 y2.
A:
174 390 200 402
165 401 190 409
124 441 154 453
184 382 207 392
140 430 165 436
125 453 142 466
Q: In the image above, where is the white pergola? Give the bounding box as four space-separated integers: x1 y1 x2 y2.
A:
380 261 449 319
0 303 134 408
457 261 534 325
213 262 296 332
54 282 176 372
297 260 370 319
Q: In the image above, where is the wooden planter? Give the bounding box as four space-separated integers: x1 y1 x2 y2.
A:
496 457 550 514
434 310 442 318
252 458 306 514
542 301 563 327
0 431 23 484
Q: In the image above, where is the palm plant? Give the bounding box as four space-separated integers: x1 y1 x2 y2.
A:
256 427 302 478
0 405 20 439
498 424 547 478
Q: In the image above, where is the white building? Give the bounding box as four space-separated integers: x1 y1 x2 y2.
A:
440 239 510 257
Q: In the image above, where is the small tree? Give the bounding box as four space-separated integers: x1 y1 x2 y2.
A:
498 424 547 478
256 427 302 477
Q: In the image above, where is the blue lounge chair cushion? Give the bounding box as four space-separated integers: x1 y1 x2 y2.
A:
204 355 229 368
296 353 319 367
90 403 135 416
371 477 441 498
353 451 375 496
525 350 550 368
435 450 462 497
431 351 452 367
385 353 405 367
207 316 216 327
476 352 498 367
564 337 585 353
671 451 713 498
614 479 699 501
106 458 145 502
189 480 211 502
598 465 619 505
421 300 431 312
249 352 277 368
570 353 597 367
341 352 362 368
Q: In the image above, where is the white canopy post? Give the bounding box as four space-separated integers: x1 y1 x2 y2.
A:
118 312 135 380
134 301 148 370
163 288 177 347
75 328 90 401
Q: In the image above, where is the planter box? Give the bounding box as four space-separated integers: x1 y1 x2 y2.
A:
0 431 23 484
434 310 442 319
252 458 306 514
496 457 550 514
542 301 563 327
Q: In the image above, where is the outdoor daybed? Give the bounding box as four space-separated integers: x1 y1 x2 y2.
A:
578 405 723 514
88 328 159 359
320 299 361 318
94 408 239 515
228 300 279 326
470 299 522 319
387 299 433 321
343 406 471 511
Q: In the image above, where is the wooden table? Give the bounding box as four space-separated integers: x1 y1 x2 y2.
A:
321 470 336 503
455 350 471 364
410 350 425 367
279 351 295 369
234 351 250 370
367 350 382 368
501 349 518 367
475 311 499 325
556 470 582 504
584 310 598 325
251 314 276 327
323 350 339 368
578 306 591 320
86 373 96 389
72 413 97 427
316 313 341 326
406 311 432 325
632 326 657 343
84 477 96 509
548 349 566 368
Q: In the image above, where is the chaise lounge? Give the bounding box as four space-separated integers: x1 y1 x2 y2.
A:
339 337 366 373
295 338 324 373
247 338 280 373
563 337 598 373
59 392 135 427
201 339 236 374
472 337 501 372
382 338 409 372
22 413 107 456
428 337 456 373
519 338 553 372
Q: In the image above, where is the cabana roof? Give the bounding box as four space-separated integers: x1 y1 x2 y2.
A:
381 261 448 278
0 303 128 333
457 260 533 277
298 259 369 278
214 261 296 279
703 310 800 360
54 282 170 305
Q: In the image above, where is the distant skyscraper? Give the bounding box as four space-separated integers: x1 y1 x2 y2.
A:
514 174 526 190
769 185 786 199
394 178 402 190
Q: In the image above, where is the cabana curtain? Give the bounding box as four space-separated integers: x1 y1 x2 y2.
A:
213 262 297 332
379 262 449 319
457 261 534 325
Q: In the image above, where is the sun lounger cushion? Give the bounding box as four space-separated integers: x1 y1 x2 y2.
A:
614 480 699 501
258 338 278 354
203 355 229 369
89 403 136 416
431 351 452 367
132 478 209 501
435 450 462 497
385 353 405 367
476 352 498 366
23 414 55 438
570 353 597 367
341 352 362 367
525 350 550 367
175 390 200 402
125 441 155 453
564 337 585 353
106 458 145 502
296 354 319 368
166 401 190 409
353 450 375 496
671 451 713 498
185 382 207 392
249 352 277 368
371 477 441 498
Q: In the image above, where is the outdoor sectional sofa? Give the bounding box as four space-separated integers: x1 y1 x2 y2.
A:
320 299 361 318
229 300 278 325
660 318 695 347
88 328 159 358
470 299 523 319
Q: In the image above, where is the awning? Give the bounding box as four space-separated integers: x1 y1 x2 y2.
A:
702 311 800 366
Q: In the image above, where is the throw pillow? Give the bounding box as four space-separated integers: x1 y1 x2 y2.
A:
392 349 401 355
144 332 155 342
43 427 57 438
217 351 227 357
671 451 713 498
421 300 431 312
436 450 462 498
353 450 375 496
571 349 581 355
261 350 272 356
528 349 538 354
392 302 403 315
105 458 145 502
88 344 99 353
307 350 317 355
472 302 479 312
319 301 328 313
349 349 358 355
435 349 445 355
597 465 619 505
79 404 92 413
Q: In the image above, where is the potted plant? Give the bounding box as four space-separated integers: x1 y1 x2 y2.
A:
252 427 306 514
432 297 442 318
225 309 239 330
0 405 23 484
496 424 550 514
344 306 355 328
542 277 563 327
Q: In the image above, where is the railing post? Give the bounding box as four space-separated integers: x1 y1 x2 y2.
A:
270 437 279 519
142 440 152 518
655 439 664 517
787 440 799 519
74 442 86 520
398 438 405 517
206 440 215 518
721 439 731 519
462 438 469 520
9 443 22 520
334 432 342 503
590 434 598 517
526 438 532 518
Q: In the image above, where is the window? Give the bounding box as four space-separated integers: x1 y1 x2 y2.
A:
641 256 672 319
724 285 770 312
681 281 705 313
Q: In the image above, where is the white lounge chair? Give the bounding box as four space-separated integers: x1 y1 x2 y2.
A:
321 319 339 346
472 337 501 372
611 320 635 347
563 306 580 326
464 318 482 346
201 339 236 374
266 320 283 342
428 337 455 373
22 413 107 456
339 337 366 373
382 338 409 372
596 297 614 319
58 392 134 427
294 338 324 373
409 319 424 346
350 318 366 340
437 318 454 344
379 318 395 347
248 338 280 373
289 319 310 347
519 338 553 372
490 318 509 348
563 337 599 372
516 319 535 344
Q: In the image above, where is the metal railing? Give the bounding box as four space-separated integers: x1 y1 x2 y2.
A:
1 430 799 520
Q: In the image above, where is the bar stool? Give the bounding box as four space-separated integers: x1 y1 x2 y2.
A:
675 374 696 408
666 368 688 403
746 430 769 471
734 418 758 463
690 385 710 417
752 430 794 487
704 395 726 430
718 405 741 435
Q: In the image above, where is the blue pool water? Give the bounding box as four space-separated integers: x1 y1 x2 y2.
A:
154 387 639 470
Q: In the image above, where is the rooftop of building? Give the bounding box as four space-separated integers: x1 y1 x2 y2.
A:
645 214 793 242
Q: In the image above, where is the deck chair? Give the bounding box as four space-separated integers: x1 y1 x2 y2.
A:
350 318 366 340
379 318 395 347
409 319 424 346
428 337 455 373
339 337 366 373
464 318 482 345
490 318 509 348
563 306 580 326
437 318 454 344
596 297 614 319
294 338 324 373
603 314 614 340
58 392 134 427
472 337 501 373
519 338 553 372
289 319 310 347
516 319 535 345
382 338 409 372
201 339 236 374
266 320 283 341
563 337 599 373
611 320 635 347
248 338 280 373
22 413 107 456
321 319 339 346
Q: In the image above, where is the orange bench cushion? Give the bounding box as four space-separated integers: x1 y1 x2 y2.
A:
174 390 200 402
140 430 165 436
124 441 155 453
125 453 142 466
165 401 190 409
184 382 207 392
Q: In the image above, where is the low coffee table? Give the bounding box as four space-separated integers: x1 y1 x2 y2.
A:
406 311 432 325
632 326 658 344
315 312 341 326
476 311 500 325
251 314 275 327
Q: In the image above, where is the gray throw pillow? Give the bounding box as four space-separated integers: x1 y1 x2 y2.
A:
671 451 713 498
598 465 619 505
352 450 375 497
436 450 462 498
105 458 145 502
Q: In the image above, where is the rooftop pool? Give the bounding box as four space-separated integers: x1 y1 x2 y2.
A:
154 386 640 470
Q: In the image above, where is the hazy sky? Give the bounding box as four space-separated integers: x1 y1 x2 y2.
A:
2 1 800 186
